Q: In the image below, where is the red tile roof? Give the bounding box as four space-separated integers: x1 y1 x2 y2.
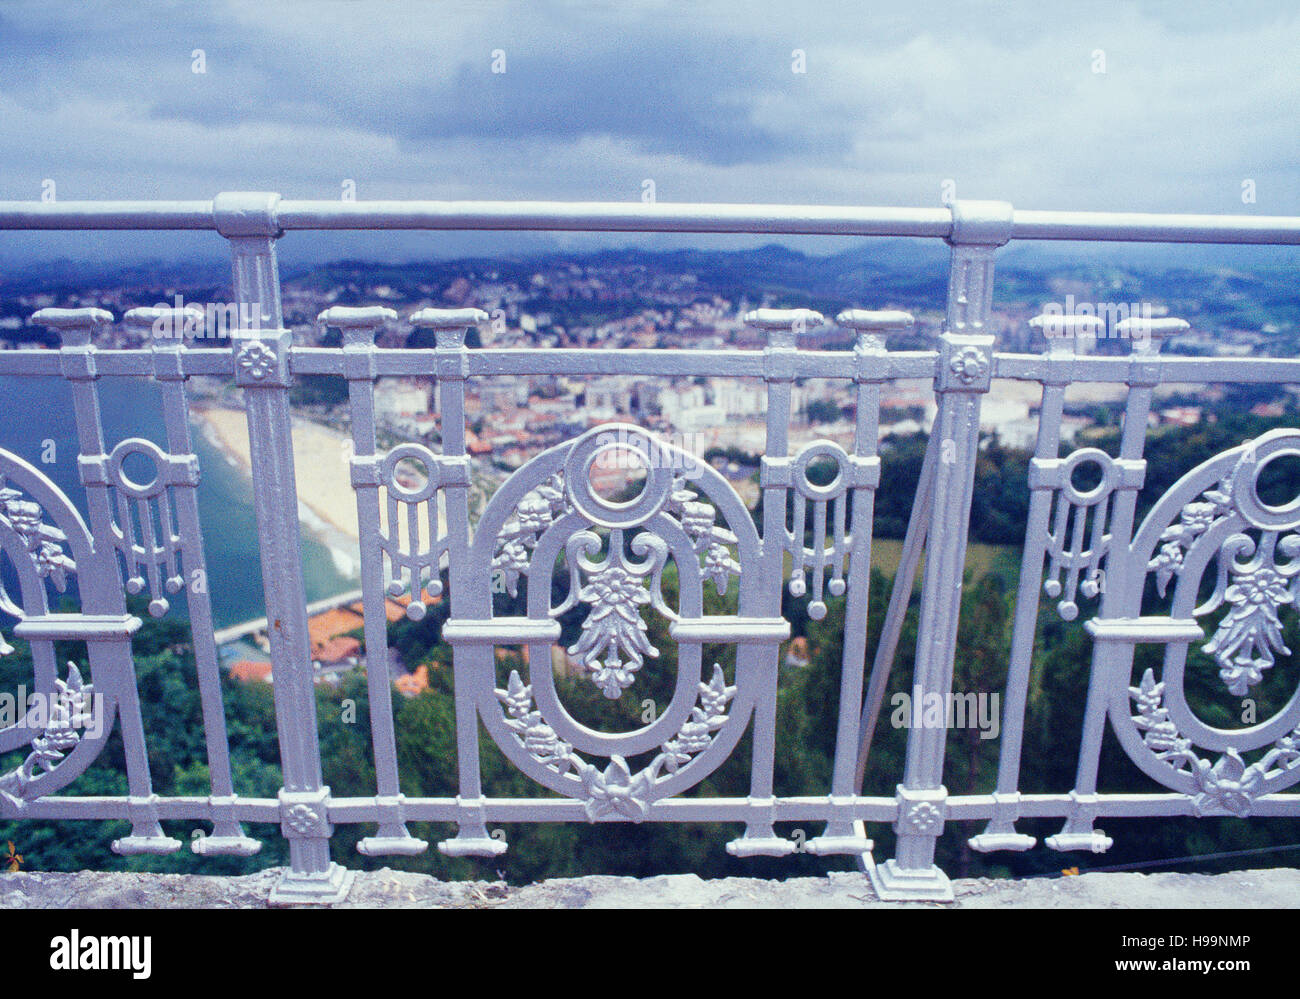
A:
230 660 272 683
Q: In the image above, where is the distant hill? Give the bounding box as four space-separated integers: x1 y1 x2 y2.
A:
2 241 1294 341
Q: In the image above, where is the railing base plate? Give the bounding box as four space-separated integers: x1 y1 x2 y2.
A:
269 863 355 906
967 831 1036 853
725 836 796 858
805 835 874 856
359 835 428 857
438 836 508 858
192 835 263 858
111 835 182 856
1045 831 1113 854
867 857 955 903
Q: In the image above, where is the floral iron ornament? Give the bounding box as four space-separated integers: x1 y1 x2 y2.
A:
495 664 736 820
493 468 740 610
1130 668 1300 816
667 475 740 596
494 670 578 776
546 525 676 697
561 530 664 698
235 340 277 381
1201 533 1300 695
491 472 570 599
0 476 76 589
1148 468 1300 696
948 344 989 386
489 452 744 698
0 663 94 808
0 474 77 656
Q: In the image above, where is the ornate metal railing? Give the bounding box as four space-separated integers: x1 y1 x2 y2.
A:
0 194 1298 902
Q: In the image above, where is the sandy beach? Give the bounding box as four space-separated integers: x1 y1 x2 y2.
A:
199 406 361 540
195 407 453 581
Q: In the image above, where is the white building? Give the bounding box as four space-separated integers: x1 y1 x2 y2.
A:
374 379 431 419
581 377 633 420
711 380 766 419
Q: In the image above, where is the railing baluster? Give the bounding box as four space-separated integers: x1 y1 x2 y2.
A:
124 304 261 857
34 307 181 857
724 308 822 857
214 192 351 904
409 308 505 859
808 309 911 856
1046 317 1182 853
967 313 1102 852
318 306 428 857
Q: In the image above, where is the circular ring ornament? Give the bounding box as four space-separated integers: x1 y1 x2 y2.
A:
792 441 850 501
107 439 168 500
381 444 440 503
1232 435 1300 530
1058 448 1117 507
563 428 674 529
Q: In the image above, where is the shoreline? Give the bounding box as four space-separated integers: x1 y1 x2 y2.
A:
194 405 362 577
193 405 448 579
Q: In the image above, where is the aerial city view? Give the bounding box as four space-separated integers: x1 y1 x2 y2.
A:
4 242 1293 632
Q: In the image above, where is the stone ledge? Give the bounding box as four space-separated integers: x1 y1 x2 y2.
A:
2 867 1298 908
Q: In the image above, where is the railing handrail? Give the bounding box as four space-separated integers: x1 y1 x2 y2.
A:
1 196 1299 244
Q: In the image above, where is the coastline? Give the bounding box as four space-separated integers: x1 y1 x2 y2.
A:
192 405 450 581
195 405 362 577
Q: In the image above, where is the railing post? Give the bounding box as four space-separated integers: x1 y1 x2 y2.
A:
213 192 351 904
869 200 1012 902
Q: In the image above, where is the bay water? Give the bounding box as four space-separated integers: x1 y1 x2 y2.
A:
0 375 357 630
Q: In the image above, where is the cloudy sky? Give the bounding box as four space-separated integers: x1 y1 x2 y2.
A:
1 0 1296 262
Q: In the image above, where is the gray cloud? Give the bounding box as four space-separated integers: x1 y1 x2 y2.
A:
0 0 1296 262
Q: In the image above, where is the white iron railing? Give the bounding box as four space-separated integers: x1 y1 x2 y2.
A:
0 194 1297 902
